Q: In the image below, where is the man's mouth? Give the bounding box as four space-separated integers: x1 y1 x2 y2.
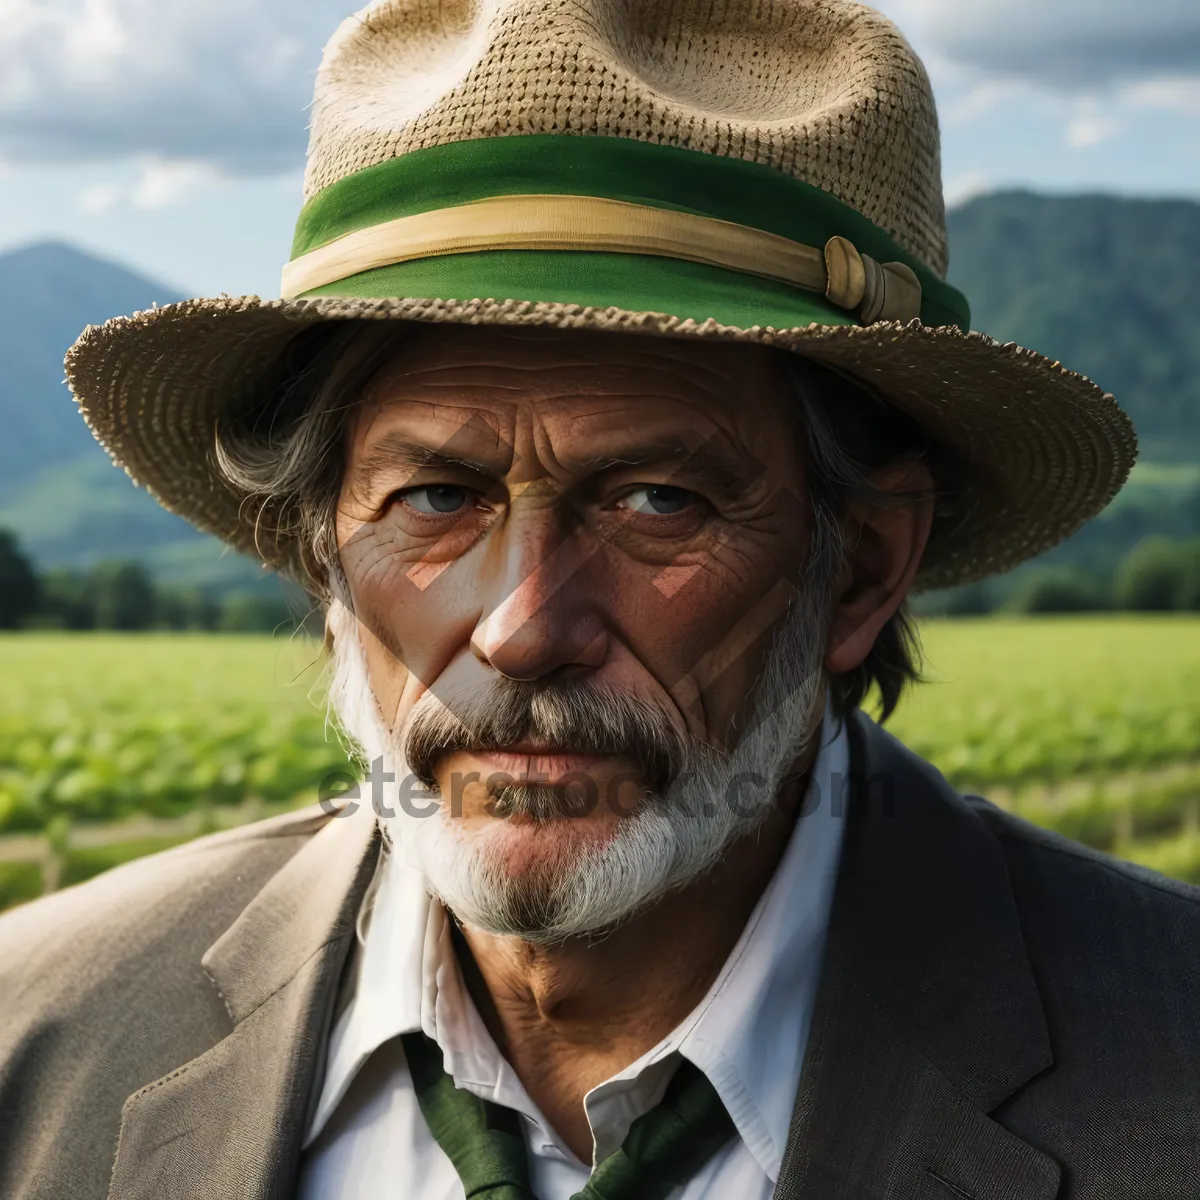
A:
465 747 615 782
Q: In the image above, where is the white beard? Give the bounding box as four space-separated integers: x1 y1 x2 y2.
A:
324 588 830 945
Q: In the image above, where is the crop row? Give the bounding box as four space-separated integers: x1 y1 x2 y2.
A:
0 711 353 833
888 616 1200 789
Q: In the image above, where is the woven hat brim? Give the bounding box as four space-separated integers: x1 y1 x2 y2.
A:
65 294 1136 594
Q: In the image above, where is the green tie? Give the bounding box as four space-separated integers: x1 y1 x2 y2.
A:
401 1032 736 1200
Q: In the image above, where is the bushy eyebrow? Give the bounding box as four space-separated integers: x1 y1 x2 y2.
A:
349 430 506 491
349 430 762 499
577 441 761 497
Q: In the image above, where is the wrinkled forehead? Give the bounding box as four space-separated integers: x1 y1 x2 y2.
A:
345 324 798 475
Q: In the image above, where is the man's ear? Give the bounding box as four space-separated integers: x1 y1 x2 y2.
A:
824 461 934 674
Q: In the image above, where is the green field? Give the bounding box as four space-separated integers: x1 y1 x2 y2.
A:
0 634 352 907
892 616 1200 787
891 617 1200 883
0 634 347 827
2 618 1199 908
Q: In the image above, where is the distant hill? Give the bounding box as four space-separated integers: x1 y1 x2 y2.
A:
0 242 266 589
0 193 1198 589
947 192 1200 458
941 192 1200 589
0 242 181 492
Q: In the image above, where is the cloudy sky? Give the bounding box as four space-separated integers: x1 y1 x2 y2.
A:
1 0 1197 297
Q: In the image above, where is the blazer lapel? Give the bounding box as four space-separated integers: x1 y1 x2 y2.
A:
107 806 381 1200
104 713 1059 1199
775 712 1061 1200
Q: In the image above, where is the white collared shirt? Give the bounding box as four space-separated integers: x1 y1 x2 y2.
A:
297 714 849 1200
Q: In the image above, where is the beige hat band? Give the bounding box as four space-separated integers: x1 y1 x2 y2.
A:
285 135 971 329
281 193 926 325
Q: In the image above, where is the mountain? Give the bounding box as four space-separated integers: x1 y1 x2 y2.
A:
0 242 266 588
939 192 1200 591
0 242 181 493
946 192 1200 459
1 193 1198 588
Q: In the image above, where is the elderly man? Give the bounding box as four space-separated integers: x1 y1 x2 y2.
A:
2 1 1197 1197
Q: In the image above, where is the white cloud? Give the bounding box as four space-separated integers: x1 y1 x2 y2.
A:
1124 78 1200 115
1066 113 1119 149
0 0 354 174
131 158 223 209
943 79 1025 125
76 180 124 216
878 0 1200 89
943 171 994 208
871 0 1198 185
75 156 224 214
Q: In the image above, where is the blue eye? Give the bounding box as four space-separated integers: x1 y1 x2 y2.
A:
402 485 469 514
620 486 695 515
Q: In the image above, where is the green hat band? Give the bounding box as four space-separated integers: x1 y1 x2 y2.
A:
286 134 969 332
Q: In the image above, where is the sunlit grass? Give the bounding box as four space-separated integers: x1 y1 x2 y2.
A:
890 616 1200 789
2 619 1199 897
0 633 350 832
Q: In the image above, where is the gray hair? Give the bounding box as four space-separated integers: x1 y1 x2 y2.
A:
213 322 938 719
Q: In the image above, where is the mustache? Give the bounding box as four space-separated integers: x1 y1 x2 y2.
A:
401 678 695 794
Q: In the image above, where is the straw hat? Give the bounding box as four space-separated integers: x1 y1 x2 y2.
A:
65 0 1136 592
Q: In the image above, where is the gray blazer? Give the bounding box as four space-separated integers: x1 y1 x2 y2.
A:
1 711 1197 1199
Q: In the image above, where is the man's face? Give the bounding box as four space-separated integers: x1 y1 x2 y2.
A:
333 324 824 931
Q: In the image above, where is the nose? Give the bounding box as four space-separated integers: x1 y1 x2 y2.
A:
471 507 608 681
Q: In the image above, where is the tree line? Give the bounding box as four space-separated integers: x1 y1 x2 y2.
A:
922 536 1200 616
0 529 301 633
6 524 1200 631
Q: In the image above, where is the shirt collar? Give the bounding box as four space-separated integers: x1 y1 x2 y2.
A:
576 710 849 1176
305 709 850 1179
673 709 849 1176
